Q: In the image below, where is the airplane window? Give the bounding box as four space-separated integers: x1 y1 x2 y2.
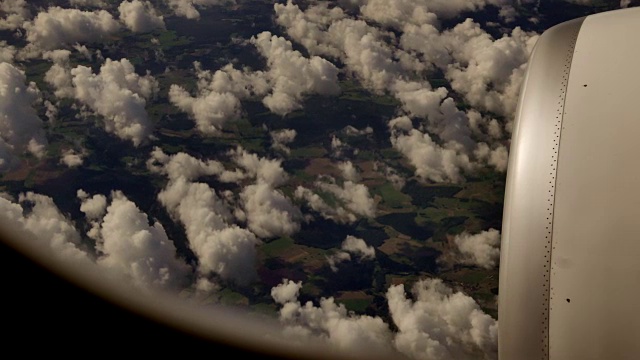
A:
0 0 634 358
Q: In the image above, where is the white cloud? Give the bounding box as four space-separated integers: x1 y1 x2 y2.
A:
317 179 376 218
166 0 235 20
60 149 85 168
230 146 288 187
270 128 296 154
0 41 16 64
337 161 360 182
23 7 121 52
295 176 375 224
392 81 476 150
374 162 406 190
452 229 501 270
341 235 375 260
359 0 507 25
0 192 89 263
169 63 269 135
387 278 498 360
327 235 375 272
273 1 347 59
92 191 192 290
150 148 262 286
295 186 356 224
251 31 341 115
273 1 535 178
118 0 165 33
390 120 474 184
169 85 242 135
327 252 352 272
330 135 349 158
271 279 396 355
0 0 30 30
275 2 408 93
271 279 302 305
442 21 538 118
158 177 259 285
342 125 373 137
69 58 158 146
474 143 509 173
240 183 302 239
147 146 227 181
78 189 107 220
0 62 47 171
171 32 340 131
72 44 93 60
43 49 75 98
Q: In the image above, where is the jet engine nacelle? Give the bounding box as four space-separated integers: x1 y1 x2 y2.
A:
499 7 640 360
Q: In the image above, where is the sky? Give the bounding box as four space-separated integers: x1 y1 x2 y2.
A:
0 0 632 359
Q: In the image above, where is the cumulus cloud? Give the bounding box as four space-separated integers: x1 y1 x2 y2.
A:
147 146 227 181
78 189 107 220
327 235 375 272
118 0 165 33
392 81 474 149
337 161 360 182
87 190 192 289
474 143 508 173
387 278 498 360
343 125 373 137
295 176 375 224
60 149 85 168
166 0 235 20
390 118 473 184
452 229 501 270
318 178 375 219
0 62 47 171
275 0 538 118
230 146 288 187
251 31 341 115
374 162 406 190
0 41 16 64
240 183 302 239
43 49 75 98
270 128 296 154
0 0 30 30
271 277 497 358
271 279 396 355
171 32 339 132
441 21 538 118
49 58 158 146
149 148 261 285
23 7 121 53
169 62 269 135
275 2 405 92
273 1 540 183
273 1 347 59
0 192 89 262
159 177 259 285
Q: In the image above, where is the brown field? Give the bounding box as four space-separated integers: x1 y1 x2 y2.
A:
304 158 341 178
279 245 310 263
336 290 371 301
278 244 327 273
1 162 32 182
378 236 420 256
